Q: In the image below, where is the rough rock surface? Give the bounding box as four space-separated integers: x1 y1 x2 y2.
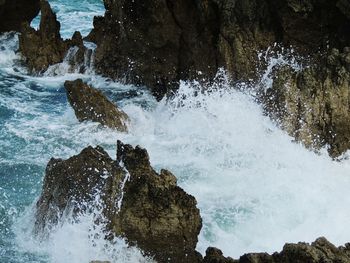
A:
261 48 350 157
203 237 350 263
35 141 202 262
88 0 350 99
64 79 129 132
0 0 40 33
19 0 86 73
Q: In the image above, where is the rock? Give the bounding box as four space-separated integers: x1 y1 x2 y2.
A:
0 0 40 33
87 0 350 99
18 0 86 73
35 145 125 232
261 48 350 157
64 79 129 132
203 247 236 263
111 141 202 262
35 141 202 262
203 237 350 263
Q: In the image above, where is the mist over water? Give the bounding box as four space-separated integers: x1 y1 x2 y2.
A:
1 0 350 262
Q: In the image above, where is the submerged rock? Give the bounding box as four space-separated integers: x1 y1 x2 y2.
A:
87 0 350 99
261 48 350 157
0 0 40 33
18 0 86 73
64 79 129 132
35 141 202 262
203 237 350 263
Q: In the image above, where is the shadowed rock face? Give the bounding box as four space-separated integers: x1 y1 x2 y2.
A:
18 0 86 73
64 79 129 132
0 0 40 33
88 0 350 99
261 48 350 157
35 141 202 262
203 237 350 263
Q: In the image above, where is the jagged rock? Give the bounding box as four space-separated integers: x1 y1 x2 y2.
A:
203 237 350 263
18 0 85 73
64 79 129 132
0 0 40 33
35 141 202 262
35 145 125 232
87 0 350 99
261 48 350 157
110 141 202 262
203 247 236 263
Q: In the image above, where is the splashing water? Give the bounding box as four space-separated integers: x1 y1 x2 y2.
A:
2 0 350 262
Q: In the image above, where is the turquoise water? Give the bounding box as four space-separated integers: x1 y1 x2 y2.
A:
2 1 350 262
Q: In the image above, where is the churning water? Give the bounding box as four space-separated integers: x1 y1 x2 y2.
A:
1 0 350 262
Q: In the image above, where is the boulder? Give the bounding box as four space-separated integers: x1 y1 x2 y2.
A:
35 141 202 262
87 0 350 99
18 0 86 73
261 48 350 157
64 79 129 132
0 0 40 33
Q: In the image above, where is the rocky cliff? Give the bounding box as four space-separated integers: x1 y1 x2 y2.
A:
0 0 40 33
88 0 350 99
261 48 350 157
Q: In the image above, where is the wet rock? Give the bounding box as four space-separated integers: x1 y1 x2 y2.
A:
111 141 203 262
35 145 125 232
0 0 40 33
35 141 202 262
87 0 350 99
203 247 236 263
18 0 85 73
64 79 129 132
261 48 350 157
203 237 350 263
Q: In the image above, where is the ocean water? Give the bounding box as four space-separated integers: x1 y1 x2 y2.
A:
1 1 350 262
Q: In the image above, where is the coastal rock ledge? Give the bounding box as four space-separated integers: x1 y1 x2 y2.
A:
35 141 202 262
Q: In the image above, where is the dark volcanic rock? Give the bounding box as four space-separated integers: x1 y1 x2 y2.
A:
64 79 129 132
203 237 350 263
19 0 86 73
0 0 40 33
261 48 350 157
36 141 202 262
88 0 350 99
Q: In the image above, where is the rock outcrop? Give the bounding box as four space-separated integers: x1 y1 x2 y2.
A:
64 79 129 132
261 48 350 157
0 0 40 33
87 0 350 99
35 141 202 262
203 237 350 263
19 0 86 73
